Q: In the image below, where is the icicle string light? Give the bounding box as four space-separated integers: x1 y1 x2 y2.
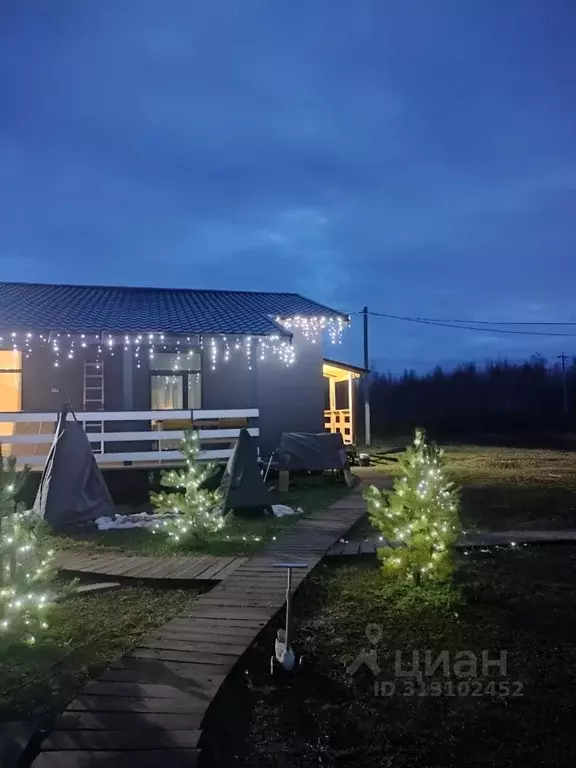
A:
0 315 348 369
275 314 348 344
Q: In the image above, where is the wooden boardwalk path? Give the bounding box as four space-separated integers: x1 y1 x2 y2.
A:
326 528 576 557
31 470 385 768
55 552 247 583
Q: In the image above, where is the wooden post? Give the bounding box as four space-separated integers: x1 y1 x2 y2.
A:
348 372 354 444
327 376 337 435
278 470 290 493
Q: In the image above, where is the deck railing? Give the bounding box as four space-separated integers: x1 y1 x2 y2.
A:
0 409 259 468
324 408 352 444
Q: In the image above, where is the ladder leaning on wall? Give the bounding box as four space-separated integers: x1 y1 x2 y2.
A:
83 360 105 454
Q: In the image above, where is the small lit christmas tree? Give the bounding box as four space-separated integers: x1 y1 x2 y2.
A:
0 450 55 643
364 428 460 584
150 430 224 541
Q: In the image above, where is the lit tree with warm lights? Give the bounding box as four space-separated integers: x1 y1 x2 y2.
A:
364 428 460 585
0 450 55 643
150 430 225 541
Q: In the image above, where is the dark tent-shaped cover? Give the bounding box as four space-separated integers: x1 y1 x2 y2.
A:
220 428 270 513
34 407 115 530
276 432 348 471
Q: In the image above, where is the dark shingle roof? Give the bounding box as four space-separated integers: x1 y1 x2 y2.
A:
0 282 348 335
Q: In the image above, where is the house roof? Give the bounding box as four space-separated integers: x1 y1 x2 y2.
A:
0 281 348 336
323 358 369 375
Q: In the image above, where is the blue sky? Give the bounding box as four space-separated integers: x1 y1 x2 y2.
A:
1 0 575 372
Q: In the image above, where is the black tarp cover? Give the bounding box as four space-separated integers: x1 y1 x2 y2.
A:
276 432 348 471
34 407 115 530
220 428 270 510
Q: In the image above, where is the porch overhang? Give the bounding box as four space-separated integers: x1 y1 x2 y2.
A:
322 359 366 445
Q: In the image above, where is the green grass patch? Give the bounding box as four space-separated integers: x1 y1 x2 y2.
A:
52 476 350 557
205 545 576 767
0 584 199 720
359 445 576 534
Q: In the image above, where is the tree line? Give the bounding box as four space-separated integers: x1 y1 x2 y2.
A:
369 356 576 438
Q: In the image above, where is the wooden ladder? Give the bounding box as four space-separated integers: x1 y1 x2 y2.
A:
83 360 104 453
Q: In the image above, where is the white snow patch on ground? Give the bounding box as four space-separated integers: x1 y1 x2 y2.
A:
271 505 303 518
95 512 179 530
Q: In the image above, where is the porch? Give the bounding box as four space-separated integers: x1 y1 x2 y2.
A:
0 408 259 468
322 359 365 445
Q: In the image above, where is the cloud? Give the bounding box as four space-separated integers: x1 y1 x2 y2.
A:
0 0 575 368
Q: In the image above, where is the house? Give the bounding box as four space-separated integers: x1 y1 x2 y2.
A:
0 281 363 466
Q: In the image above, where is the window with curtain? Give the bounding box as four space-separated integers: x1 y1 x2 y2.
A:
150 350 201 410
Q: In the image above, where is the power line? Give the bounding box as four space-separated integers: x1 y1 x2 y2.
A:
366 310 576 337
405 317 576 326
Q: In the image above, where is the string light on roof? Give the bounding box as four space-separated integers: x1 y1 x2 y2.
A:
210 337 217 370
1 318 347 369
276 314 348 344
245 336 253 371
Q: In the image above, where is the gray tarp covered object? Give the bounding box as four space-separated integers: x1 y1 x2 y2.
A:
220 428 270 511
276 432 348 471
34 408 115 530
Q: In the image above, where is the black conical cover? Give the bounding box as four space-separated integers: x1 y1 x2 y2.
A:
220 428 270 513
34 406 115 530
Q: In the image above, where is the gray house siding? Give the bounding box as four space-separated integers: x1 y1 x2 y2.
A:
202 357 257 411
18 332 326 458
22 348 70 412
255 330 325 455
21 347 123 414
200 337 324 455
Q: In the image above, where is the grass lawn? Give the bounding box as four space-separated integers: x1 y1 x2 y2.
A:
203 545 576 767
52 476 351 557
362 445 576 533
0 584 199 721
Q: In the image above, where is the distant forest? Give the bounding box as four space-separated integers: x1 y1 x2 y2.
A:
369 356 576 438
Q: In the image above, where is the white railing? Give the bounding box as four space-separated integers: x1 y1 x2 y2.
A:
0 409 259 468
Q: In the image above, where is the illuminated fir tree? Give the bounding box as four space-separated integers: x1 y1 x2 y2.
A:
150 430 224 540
0 451 55 643
364 428 460 584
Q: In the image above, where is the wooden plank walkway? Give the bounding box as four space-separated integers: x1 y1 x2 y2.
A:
30 470 386 767
55 552 247 582
325 529 576 557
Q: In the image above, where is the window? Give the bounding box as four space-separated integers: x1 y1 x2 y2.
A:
0 350 22 372
0 351 22 453
150 351 201 372
151 375 184 410
150 350 201 410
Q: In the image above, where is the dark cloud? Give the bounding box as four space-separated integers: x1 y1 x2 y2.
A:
1 0 575 370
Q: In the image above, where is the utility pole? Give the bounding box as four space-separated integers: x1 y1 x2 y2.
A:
558 352 569 419
362 306 371 446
